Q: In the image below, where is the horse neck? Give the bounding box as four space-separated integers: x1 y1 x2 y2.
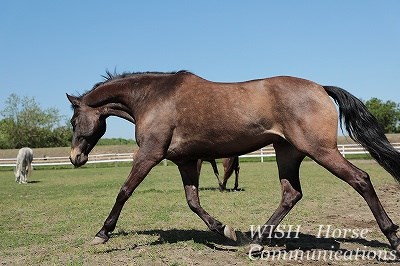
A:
83 83 138 123
83 74 182 123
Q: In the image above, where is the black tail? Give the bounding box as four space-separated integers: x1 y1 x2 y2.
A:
324 86 400 183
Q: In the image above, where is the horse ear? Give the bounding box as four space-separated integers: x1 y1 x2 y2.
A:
66 94 81 107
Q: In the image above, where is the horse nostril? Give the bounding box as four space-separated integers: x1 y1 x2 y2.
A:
69 153 81 165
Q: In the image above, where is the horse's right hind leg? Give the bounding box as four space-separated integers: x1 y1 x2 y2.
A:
314 148 400 254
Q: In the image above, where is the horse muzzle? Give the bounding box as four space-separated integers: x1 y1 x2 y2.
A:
70 148 88 167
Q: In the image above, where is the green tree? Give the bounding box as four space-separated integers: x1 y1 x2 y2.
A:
365 98 400 133
0 93 72 148
0 119 12 148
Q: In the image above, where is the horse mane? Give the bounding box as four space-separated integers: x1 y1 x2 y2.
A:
70 70 190 108
91 70 190 92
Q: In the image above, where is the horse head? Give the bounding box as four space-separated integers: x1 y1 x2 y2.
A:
66 94 106 167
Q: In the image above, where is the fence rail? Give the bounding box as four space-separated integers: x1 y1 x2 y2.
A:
1 143 400 167
243 143 400 162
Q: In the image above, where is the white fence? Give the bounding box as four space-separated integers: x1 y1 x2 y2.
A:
0 153 135 167
1 143 400 167
245 143 400 162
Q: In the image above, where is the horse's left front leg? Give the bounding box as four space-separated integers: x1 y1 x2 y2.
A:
92 151 161 244
177 160 237 241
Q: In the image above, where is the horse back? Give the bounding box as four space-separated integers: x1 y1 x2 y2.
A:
162 75 337 160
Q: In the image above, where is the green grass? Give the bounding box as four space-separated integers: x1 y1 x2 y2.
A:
0 160 399 265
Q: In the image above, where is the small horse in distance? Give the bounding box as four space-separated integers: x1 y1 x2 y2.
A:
197 157 240 191
67 71 400 255
15 147 33 184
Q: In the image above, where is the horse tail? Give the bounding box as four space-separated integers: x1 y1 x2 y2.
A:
323 86 400 183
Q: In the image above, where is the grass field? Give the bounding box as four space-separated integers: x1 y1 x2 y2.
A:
0 160 399 265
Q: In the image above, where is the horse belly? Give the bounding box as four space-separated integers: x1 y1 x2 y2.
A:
166 127 281 161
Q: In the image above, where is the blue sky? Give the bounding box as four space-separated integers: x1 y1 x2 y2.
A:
1 1 399 139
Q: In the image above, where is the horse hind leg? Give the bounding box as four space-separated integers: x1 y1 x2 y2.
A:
220 159 230 191
209 159 223 190
249 141 305 253
312 147 400 254
220 157 239 191
27 162 32 181
233 157 240 191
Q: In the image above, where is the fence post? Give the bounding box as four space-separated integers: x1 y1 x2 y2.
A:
163 159 168 166
260 148 264 163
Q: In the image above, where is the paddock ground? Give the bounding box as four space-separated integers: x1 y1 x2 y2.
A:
0 160 399 265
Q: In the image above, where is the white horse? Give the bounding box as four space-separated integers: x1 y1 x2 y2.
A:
15 147 33 184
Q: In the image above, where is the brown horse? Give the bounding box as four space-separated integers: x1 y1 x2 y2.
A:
67 71 400 255
197 157 240 191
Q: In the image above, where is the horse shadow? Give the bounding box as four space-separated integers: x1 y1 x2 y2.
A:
108 228 236 250
253 233 398 262
265 232 392 251
199 187 245 192
105 229 393 257
27 180 40 184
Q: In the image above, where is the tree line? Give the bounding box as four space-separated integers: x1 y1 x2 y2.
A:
0 94 399 149
0 94 71 149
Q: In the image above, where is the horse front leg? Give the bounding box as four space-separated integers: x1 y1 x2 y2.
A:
23 165 29 183
92 152 162 244
177 160 237 242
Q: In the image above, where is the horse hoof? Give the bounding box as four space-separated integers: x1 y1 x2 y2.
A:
91 236 108 245
246 243 264 255
223 225 237 241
